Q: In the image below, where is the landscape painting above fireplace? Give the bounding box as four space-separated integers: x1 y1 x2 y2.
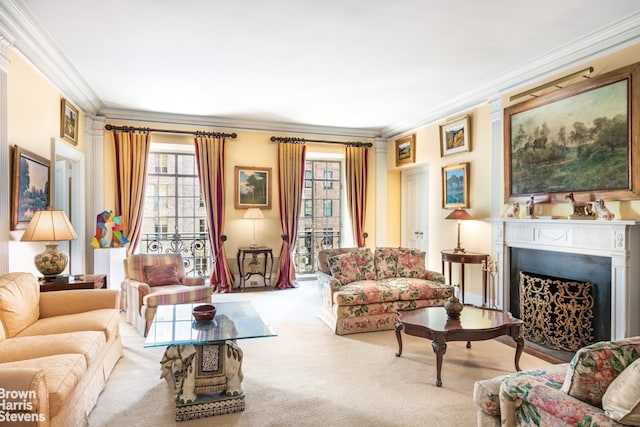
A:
504 62 640 203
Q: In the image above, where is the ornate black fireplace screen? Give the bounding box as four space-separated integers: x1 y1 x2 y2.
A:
519 271 595 352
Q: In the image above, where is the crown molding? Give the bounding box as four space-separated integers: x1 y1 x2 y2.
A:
380 11 640 139
100 108 382 140
0 0 102 114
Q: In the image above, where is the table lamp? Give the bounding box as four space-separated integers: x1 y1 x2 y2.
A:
21 210 78 278
243 208 264 248
445 208 473 253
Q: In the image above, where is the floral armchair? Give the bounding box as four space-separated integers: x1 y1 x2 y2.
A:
122 253 212 336
473 337 640 426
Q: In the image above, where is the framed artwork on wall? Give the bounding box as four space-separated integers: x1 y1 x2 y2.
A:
440 115 470 157
60 98 79 145
395 134 415 166
504 61 640 203
442 162 469 209
11 145 51 230
235 166 272 209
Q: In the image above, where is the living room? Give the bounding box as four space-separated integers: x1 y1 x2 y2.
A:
1 2 640 426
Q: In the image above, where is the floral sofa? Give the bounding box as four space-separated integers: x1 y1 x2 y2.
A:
316 247 453 335
473 337 640 426
0 272 122 427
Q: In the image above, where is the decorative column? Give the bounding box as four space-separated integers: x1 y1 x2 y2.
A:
375 137 388 246
84 115 105 273
0 31 13 274
489 98 504 309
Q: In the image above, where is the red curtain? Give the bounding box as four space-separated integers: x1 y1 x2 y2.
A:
112 130 151 255
194 135 234 292
274 142 306 289
346 145 368 247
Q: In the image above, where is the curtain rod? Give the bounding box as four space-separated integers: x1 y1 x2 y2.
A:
104 124 237 138
270 136 372 148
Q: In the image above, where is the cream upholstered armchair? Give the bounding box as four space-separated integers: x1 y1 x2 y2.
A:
122 253 212 336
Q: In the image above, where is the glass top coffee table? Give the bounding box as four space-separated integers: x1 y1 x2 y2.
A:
145 301 276 348
395 305 524 387
145 301 276 421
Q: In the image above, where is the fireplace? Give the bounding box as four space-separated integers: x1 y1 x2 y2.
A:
493 218 640 343
509 247 611 346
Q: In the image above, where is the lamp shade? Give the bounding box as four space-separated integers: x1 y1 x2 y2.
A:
445 208 473 221
21 210 78 242
243 208 264 220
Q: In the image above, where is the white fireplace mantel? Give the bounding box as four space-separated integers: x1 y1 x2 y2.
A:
492 218 640 340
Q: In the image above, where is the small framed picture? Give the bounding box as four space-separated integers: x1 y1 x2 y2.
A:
11 145 51 230
60 98 79 145
440 115 470 157
235 166 272 209
395 134 416 166
442 162 470 208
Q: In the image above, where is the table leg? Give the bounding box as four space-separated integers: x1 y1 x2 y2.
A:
512 330 524 371
431 338 447 387
460 263 465 303
395 322 404 357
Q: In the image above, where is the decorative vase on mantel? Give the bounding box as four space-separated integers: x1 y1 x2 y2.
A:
444 294 463 319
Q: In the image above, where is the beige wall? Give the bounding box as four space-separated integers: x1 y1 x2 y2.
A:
6 50 85 274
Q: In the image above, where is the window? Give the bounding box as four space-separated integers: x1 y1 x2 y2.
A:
138 150 211 278
323 200 332 217
295 159 342 274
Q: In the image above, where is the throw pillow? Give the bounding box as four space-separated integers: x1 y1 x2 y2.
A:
0 273 40 338
351 248 376 280
397 248 427 279
144 264 182 286
602 358 640 426
328 254 363 285
374 247 398 279
561 337 640 408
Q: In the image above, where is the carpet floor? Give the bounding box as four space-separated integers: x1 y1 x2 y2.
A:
88 281 552 427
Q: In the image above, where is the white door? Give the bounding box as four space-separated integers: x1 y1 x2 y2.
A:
401 167 428 251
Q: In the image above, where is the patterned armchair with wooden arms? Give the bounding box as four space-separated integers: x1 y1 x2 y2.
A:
122 253 212 336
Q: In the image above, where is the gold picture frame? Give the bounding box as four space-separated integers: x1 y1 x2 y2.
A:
11 145 51 230
442 162 470 209
235 166 272 209
440 115 470 157
395 134 416 166
504 61 640 203
60 98 79 145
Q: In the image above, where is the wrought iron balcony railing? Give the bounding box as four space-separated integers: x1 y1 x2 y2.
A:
294 230 341 274
138 232 211 277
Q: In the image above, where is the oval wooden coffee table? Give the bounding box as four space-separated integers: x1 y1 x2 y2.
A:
395 305 524 387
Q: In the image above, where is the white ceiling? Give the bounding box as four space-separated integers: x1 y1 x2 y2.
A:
3 1 640 137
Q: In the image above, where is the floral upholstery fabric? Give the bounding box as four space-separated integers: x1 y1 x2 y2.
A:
328 254 364 285
351 248 376 280
397 248 427 279
473 364 568 416
561 336 640 407
374 247 398 279
317 247 452 335
500 374 625 427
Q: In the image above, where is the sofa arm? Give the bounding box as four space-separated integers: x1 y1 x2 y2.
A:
425 270 446 284
0 368 48 426
182 277 206 287
316 271 342 292
122 279 151 313
500 375 624 427
39 289 120 318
